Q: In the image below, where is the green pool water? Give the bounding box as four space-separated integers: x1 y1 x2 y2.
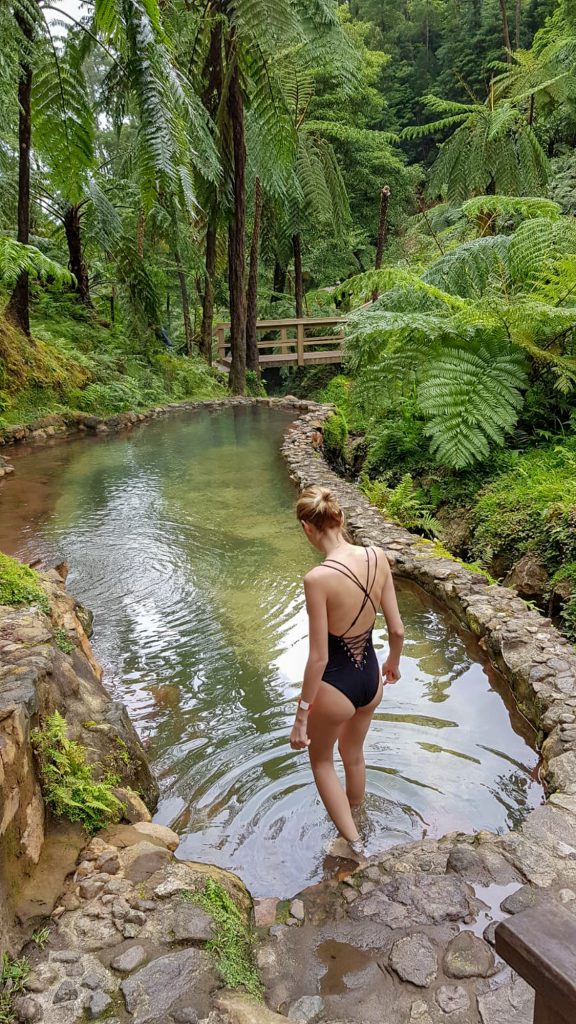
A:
1 406 542 897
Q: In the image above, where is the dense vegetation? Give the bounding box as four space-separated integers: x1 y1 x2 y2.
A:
1 0 576 632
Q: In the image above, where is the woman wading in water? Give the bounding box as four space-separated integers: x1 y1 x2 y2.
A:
290 485 404 858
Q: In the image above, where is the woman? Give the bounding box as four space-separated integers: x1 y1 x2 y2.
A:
290 485 404 858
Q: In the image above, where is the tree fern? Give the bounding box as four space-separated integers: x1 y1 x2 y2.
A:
0 237 73 286
418 341 527 468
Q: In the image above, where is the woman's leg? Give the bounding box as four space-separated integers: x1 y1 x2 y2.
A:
338 679 383 808
306 682 359 842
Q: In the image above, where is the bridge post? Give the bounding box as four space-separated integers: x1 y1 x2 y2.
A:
297 322 304 367
216 325 225 363
495 902 576 1024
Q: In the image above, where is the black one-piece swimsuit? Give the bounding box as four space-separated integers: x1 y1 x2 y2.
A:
321 546 380 710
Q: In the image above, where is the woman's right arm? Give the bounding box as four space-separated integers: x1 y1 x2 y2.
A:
379 559 404 684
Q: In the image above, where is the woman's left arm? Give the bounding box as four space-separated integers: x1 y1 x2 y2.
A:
289 573 328 750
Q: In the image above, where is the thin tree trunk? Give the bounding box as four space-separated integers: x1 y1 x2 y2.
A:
372 184 391 301
110 286 116 324
175 249 193 356
200 222 217 363
498 0 512 59
293 233 303 318
245 177 262 373
227 55 247 395
6 14 33 336
272 259 286 301
515 0 521 48
63 204 92 307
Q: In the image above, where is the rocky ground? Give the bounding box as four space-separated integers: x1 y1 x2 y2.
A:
11 821 282 1024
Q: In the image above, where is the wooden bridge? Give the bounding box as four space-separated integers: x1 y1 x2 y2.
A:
215 315 345 369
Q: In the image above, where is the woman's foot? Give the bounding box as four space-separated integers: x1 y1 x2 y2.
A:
325 835 366 863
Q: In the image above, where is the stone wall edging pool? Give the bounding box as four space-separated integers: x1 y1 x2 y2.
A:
281 403 576 894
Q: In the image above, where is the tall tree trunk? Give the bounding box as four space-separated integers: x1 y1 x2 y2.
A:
293 233 303 318
272 259 286 301
498 0 512 59
515 0 521 48
245 177 262 373
6 14 33 336
227 55 247 395
175 249 193 356
63 204 92 307
200 222 217 363
372 185 391 301
199 19 223 365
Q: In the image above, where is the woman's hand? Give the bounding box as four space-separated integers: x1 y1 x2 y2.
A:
382 659 401 685
290 717 310 750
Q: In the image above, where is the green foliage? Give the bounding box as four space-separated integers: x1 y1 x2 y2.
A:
0 553 49 612
0 953 30 1024
31 926 50 950
471 439 576 572
322 409 348 462
245 370 267 397
32 711 123 834
551 563 576 639
0 238 73 288
53 627 75 655
361 473 440 537
182 879 262 998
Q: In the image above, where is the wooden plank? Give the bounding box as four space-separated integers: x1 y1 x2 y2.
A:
302 336 344 346
216 325 226 361
297 322 304 367
216 317 345 331
495 903 576 1024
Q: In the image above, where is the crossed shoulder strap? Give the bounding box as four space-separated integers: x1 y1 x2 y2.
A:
323 546 378 637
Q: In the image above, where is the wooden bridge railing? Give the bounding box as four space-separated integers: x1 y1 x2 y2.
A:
496 903 576 1023
214 315 346 369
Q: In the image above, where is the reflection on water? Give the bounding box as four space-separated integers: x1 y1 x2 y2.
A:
0 407 542 897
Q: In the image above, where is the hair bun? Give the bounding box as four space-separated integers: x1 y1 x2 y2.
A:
296 485 344 532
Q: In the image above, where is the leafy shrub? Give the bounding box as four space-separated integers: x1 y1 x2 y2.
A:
183 880 262 998
53 626 75 654
322 410 348 463
363 409 429 480
361 473 440 537
0 553 49 613
245 370 267 397
551 563 576 640
32 711 123 834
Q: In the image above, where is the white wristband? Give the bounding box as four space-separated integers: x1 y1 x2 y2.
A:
298 699 312 711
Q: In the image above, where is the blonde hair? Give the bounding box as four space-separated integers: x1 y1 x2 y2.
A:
296 485 345 533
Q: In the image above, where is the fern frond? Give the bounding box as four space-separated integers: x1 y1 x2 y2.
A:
0 237 73 287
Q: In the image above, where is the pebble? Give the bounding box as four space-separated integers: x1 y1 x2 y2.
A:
290 899 305 922
435 984 470 1014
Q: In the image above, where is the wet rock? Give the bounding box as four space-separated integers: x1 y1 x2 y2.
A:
53 979 78 1003
443 931 496 978
172 1011 200 1024
483 921 498 946
101 823 170 851
121 948 210 1024
289 899 305 922
111 945 147 972
478 973 535 1024
446 845 483 877
12 995 43 1022
215 991 306 1024
121 840 172 882
435 984 470 1014
287 996 324 1022
355 873 474 926
254 899 278 927
500 884 540 915
112 786 152 823
389 933 438 987
85 990 112 1018
504 554 548 601
172 904 214 942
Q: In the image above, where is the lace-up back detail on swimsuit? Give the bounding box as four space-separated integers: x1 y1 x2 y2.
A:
321 547 381 709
